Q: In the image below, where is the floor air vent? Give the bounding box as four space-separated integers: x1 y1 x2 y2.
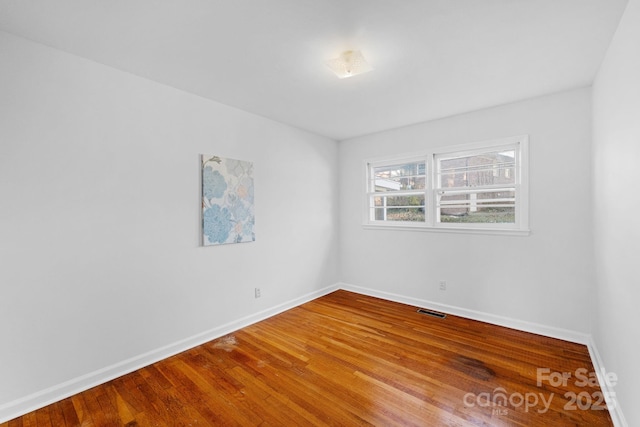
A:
417 308 446 319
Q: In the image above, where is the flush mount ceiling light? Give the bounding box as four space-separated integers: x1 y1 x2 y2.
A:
326 50 373 78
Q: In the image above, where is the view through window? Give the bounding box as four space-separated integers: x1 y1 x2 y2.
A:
366 135 528 233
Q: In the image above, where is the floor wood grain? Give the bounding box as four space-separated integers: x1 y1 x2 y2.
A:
1 290 612 426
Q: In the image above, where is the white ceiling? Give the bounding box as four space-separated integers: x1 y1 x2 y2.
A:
0 0 629 140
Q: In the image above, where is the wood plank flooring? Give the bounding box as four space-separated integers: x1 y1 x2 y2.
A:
1 290 613 426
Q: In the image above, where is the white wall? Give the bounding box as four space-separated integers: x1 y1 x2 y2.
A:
339 88 594 335
593 0 640 424
0 30 338 415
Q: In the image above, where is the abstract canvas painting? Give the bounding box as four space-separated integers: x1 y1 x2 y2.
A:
201 155 255 246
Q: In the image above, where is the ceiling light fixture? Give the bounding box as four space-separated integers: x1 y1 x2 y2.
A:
326 50 372 79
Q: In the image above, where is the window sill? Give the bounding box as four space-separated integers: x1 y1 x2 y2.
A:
362 223 531 236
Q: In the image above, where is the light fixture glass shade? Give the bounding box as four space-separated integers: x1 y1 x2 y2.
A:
326 50 372 78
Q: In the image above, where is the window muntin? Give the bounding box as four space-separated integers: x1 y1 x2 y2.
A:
365 136 528 233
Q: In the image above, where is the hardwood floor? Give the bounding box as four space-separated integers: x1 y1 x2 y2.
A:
2 290 612 426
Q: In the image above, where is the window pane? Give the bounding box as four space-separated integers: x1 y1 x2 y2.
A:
439 207 514 223
373 194 425 222
374 162 425 179
374 195 425 207
374 176 425 192
438 190 515 223
374 208 425 222
438 150 515 188
373 162 426 192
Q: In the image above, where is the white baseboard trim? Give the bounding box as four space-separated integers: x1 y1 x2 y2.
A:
586 337 628 427
338 283 591 344
0 283 339 424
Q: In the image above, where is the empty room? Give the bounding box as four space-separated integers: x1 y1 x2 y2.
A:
0 0 638 426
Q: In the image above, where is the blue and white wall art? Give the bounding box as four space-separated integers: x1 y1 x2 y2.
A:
201 155 255 246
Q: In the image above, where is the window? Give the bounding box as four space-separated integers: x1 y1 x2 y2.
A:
369 159 426 222
365 135 529 234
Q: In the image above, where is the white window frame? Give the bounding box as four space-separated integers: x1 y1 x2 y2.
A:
364 135 529 236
